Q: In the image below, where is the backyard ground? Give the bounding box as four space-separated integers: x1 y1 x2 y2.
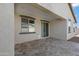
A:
69 34 79 43
15 35 79 56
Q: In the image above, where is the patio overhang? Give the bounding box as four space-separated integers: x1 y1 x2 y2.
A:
31 3 65 21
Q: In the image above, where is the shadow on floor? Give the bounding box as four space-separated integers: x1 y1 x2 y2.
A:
68 36 79 43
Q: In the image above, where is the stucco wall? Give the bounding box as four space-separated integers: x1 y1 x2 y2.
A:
67 19 77 40
0 4 14 56
15 4 52 44
15 3 76 44
50 19 67 40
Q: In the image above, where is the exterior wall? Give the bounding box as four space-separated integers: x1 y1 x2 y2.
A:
0 4 14 56
50 19 67 40
76 28 79 34
67 19 77 40
15 4 52 44
15 3 76 44
38 3 77 40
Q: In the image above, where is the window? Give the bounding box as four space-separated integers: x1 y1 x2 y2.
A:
68 19 71 21
68 26 71 33
29 19 35 32
68 19 71 33
75 26 77 31
73 27 75 32
21 15 35 33
68 19 71 27
73 26 77 32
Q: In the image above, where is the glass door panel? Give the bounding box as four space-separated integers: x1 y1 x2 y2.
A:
41 21 49 37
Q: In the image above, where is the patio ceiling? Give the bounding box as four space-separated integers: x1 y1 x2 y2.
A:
31 3 65 21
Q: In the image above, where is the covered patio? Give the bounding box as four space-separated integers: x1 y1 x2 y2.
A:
14 3 78 56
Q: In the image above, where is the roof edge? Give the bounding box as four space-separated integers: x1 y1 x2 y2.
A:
68 3 77 23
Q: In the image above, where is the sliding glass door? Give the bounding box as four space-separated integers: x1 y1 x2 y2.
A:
41 20 49 37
